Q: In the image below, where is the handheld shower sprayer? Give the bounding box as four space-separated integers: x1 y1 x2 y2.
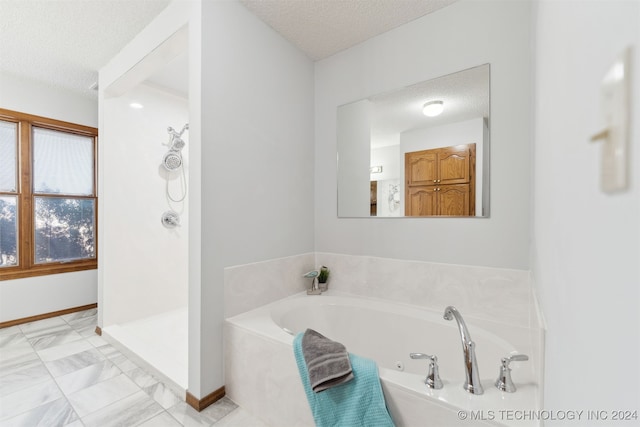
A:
166 124 189 152
161 123 189 228
163 123 189 172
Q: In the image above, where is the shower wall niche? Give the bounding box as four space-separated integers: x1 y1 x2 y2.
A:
100 28 190 389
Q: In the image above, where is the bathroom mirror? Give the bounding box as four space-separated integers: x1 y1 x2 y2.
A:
337 64 490 218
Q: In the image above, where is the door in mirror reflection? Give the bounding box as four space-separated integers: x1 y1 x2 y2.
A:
404 143 475 216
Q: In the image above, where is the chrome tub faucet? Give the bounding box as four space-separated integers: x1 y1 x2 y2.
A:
303 270 322 295
443 306 484 394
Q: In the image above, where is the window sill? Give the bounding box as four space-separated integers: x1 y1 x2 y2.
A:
0 261 97 281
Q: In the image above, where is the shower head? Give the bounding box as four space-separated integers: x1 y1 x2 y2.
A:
163 151 182 171
163 123 188 171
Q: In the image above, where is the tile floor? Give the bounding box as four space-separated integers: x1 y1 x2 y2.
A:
0 309 268 427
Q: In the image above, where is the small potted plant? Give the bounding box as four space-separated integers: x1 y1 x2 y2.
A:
318 266 330 292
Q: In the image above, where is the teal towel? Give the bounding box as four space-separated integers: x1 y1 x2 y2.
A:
294 332 395 427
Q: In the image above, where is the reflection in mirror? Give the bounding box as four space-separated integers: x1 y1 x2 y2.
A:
337 64 490 218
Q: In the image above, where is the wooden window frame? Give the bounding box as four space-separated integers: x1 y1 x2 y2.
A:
0 108 98 281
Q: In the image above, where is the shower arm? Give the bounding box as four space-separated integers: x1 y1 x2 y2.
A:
168 123 189 139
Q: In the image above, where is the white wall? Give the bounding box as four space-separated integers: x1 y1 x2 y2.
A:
399 117 485 216
315 0 532 269
198 0 314 398
371 145 401 217
337 99 371 217
532 0 640 420
101 83 189 327
370 145 399 182
0 71 98 322
0 72 97 126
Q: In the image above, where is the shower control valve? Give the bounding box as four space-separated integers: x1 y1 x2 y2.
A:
161 210 181 229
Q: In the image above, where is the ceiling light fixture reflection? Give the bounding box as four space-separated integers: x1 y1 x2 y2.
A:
129 102 144 109
422 100 444 117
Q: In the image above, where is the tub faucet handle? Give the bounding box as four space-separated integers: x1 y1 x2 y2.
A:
409 353 443 389
495 354 529 393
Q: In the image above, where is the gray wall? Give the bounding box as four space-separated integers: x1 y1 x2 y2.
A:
314 0 533 269
199 0 315 396
532 0 640 418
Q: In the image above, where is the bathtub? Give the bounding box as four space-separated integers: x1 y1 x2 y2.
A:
224 291 541 427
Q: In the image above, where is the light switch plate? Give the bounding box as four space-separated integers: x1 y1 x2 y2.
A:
594 47 631 193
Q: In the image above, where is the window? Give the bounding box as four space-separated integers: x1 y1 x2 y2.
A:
0 109 98 280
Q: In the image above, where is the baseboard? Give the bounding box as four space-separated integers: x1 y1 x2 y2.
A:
186 386 226 412
0 303 98 328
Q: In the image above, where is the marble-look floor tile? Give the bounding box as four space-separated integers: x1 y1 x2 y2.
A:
61 309 97 324
125 366 159 388
213 407 269 427
37 339 93 362
0 325 22 337
110 353 138 372
0 332 28 348
19 317 67 337
1 396 78 427
137 410 183 427
86 335 108 348
81 390 164 427
96 343 122 359
45 347 106 377
66 373 140 417
55 359 122 395
0 378 62 421
28 328 84 351
167 401 219 427
200 397 238 423
0 333 35 361
67 316 98 338
77 324 99 338
0 362 50 397
21 323 72 340
2 309 244 427
144 381 183 409
0 352 40 377
66 315 96 329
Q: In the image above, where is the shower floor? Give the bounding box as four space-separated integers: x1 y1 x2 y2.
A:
103 307 188 390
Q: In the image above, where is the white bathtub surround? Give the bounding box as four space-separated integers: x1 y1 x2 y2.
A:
102 308 188 391
223 253 316 318
314 253 546 406
224 252 539 328
225 292 542 427
315 253 538 329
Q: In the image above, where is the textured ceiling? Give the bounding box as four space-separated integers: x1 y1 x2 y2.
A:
0 0 170 99
366 64 490 148
239 0 458 60
0 0 458 100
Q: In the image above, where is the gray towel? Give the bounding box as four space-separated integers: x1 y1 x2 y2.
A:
301 329 354 393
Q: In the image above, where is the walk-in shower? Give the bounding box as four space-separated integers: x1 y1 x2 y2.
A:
99 26 190 393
